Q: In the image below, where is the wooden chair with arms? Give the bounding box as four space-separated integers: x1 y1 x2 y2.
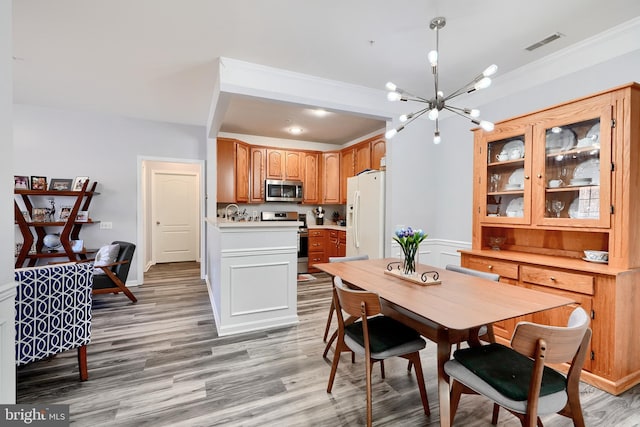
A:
444 306 591 427
327 276 430 427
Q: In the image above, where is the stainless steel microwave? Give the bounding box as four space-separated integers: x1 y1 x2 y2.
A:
265 179 303 202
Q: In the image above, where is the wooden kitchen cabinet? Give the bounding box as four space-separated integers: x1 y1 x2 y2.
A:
308 229 327 273
327 230 346 259
322 152 340 204
462 83 640 395
371 137 386 170
250 147 266 203
266 149 303 180
302 152 320 204
339 134 385 203
217 137 249 203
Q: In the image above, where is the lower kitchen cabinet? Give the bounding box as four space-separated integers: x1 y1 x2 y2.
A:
460 250 640 395
308 229 327 273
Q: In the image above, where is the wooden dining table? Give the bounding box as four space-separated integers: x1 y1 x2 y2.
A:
314 258 575 427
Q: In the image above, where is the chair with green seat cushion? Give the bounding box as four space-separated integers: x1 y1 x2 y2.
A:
326 276 430 427
444 307 591 427
322 254 369 356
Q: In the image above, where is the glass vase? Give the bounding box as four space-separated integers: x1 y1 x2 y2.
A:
402 244 419 276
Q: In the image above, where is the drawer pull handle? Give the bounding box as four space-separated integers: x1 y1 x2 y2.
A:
550 276 556 281
488 265 493 270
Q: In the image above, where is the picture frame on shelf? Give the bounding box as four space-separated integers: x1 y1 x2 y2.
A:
31 207 48 222
49 178 73 191
59 206 73 221
30 176 47 190
76 210 89 222
71 240 84 253
14 175 30 190
72 176 89 191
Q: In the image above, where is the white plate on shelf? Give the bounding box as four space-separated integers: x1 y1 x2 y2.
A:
503 139 524 159
582 257 608 264
573 159 600 184
506 197 524 217
577 123 600 148
569 178 592 186
505 183 523 190
546 128 576 152
568 197 599 219
508 168 525 186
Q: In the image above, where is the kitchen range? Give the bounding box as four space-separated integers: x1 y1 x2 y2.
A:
261 211 308 273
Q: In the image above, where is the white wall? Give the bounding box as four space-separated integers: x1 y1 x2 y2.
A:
13 105 207 284
1 0 16 405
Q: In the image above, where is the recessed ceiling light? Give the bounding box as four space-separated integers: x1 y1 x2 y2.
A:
312 109 329 117
289 126 304 135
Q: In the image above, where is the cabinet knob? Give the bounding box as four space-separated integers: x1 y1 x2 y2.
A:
550 276 556 281
488 265 493 270
524 175 530 179
156 221 160 225
537 173 542 178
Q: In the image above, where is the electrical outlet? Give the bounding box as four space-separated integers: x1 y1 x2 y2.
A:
100 221 112 229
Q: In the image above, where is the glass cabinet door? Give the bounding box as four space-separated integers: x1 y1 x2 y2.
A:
482 130 531 224
535 105 611 228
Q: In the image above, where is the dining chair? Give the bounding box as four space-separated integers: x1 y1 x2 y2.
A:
327 276 430 427
444 306 591 427
322 254 369 358
445 264 500 346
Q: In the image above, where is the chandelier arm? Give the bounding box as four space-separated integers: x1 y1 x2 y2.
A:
401 107 430 128
443 80 478 101
443 106 480 122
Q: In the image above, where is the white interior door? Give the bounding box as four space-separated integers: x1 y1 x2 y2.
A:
152 171 199 263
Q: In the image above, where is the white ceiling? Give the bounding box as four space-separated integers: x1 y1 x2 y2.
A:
12 1 640 144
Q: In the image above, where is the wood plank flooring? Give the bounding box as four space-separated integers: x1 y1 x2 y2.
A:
16 262 640 426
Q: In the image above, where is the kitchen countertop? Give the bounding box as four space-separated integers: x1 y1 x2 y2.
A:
208 217 303 228
307 223 347 231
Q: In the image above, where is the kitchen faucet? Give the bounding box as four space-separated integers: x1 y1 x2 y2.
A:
225 203 239 220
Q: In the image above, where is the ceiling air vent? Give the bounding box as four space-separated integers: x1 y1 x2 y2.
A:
525 32 563 51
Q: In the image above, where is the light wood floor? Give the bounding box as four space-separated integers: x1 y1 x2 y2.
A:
16 262 640 426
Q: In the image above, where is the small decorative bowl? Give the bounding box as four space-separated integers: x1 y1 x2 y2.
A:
584 250 608 262
488 237 506 250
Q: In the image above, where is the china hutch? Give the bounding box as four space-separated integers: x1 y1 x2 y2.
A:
460 83 640 395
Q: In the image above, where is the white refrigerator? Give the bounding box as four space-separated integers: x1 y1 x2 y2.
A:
346 170 385 258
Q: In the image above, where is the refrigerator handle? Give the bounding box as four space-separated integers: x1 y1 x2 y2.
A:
354 190 360 248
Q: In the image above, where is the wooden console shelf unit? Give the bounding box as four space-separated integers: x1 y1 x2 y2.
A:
14 180 99 268
461 83 640 395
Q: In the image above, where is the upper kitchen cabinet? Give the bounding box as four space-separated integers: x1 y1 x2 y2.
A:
339 134 385 203
250 147 266 203
217 137 249 203
322 152 340 204
370 137 386 170
303 152 320 204
266 149 303 181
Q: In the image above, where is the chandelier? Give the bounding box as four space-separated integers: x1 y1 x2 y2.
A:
385 17 497 144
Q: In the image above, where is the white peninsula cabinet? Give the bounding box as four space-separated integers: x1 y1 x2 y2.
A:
208 219 300 336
